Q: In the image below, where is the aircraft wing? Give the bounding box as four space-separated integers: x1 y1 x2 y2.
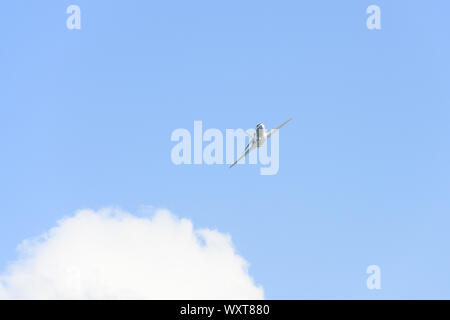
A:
267 118 292 138
229 144 256 168
244 132 255 151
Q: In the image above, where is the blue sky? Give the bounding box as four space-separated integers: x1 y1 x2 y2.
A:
1 0 449 298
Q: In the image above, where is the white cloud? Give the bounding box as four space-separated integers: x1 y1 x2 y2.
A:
0 208 263 299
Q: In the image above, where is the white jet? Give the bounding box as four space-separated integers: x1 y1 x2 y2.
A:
230 118 293 168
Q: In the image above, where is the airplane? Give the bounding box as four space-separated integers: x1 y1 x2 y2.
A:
229 118 292 168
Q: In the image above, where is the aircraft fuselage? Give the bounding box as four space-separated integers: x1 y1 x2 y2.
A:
256 123 267 147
